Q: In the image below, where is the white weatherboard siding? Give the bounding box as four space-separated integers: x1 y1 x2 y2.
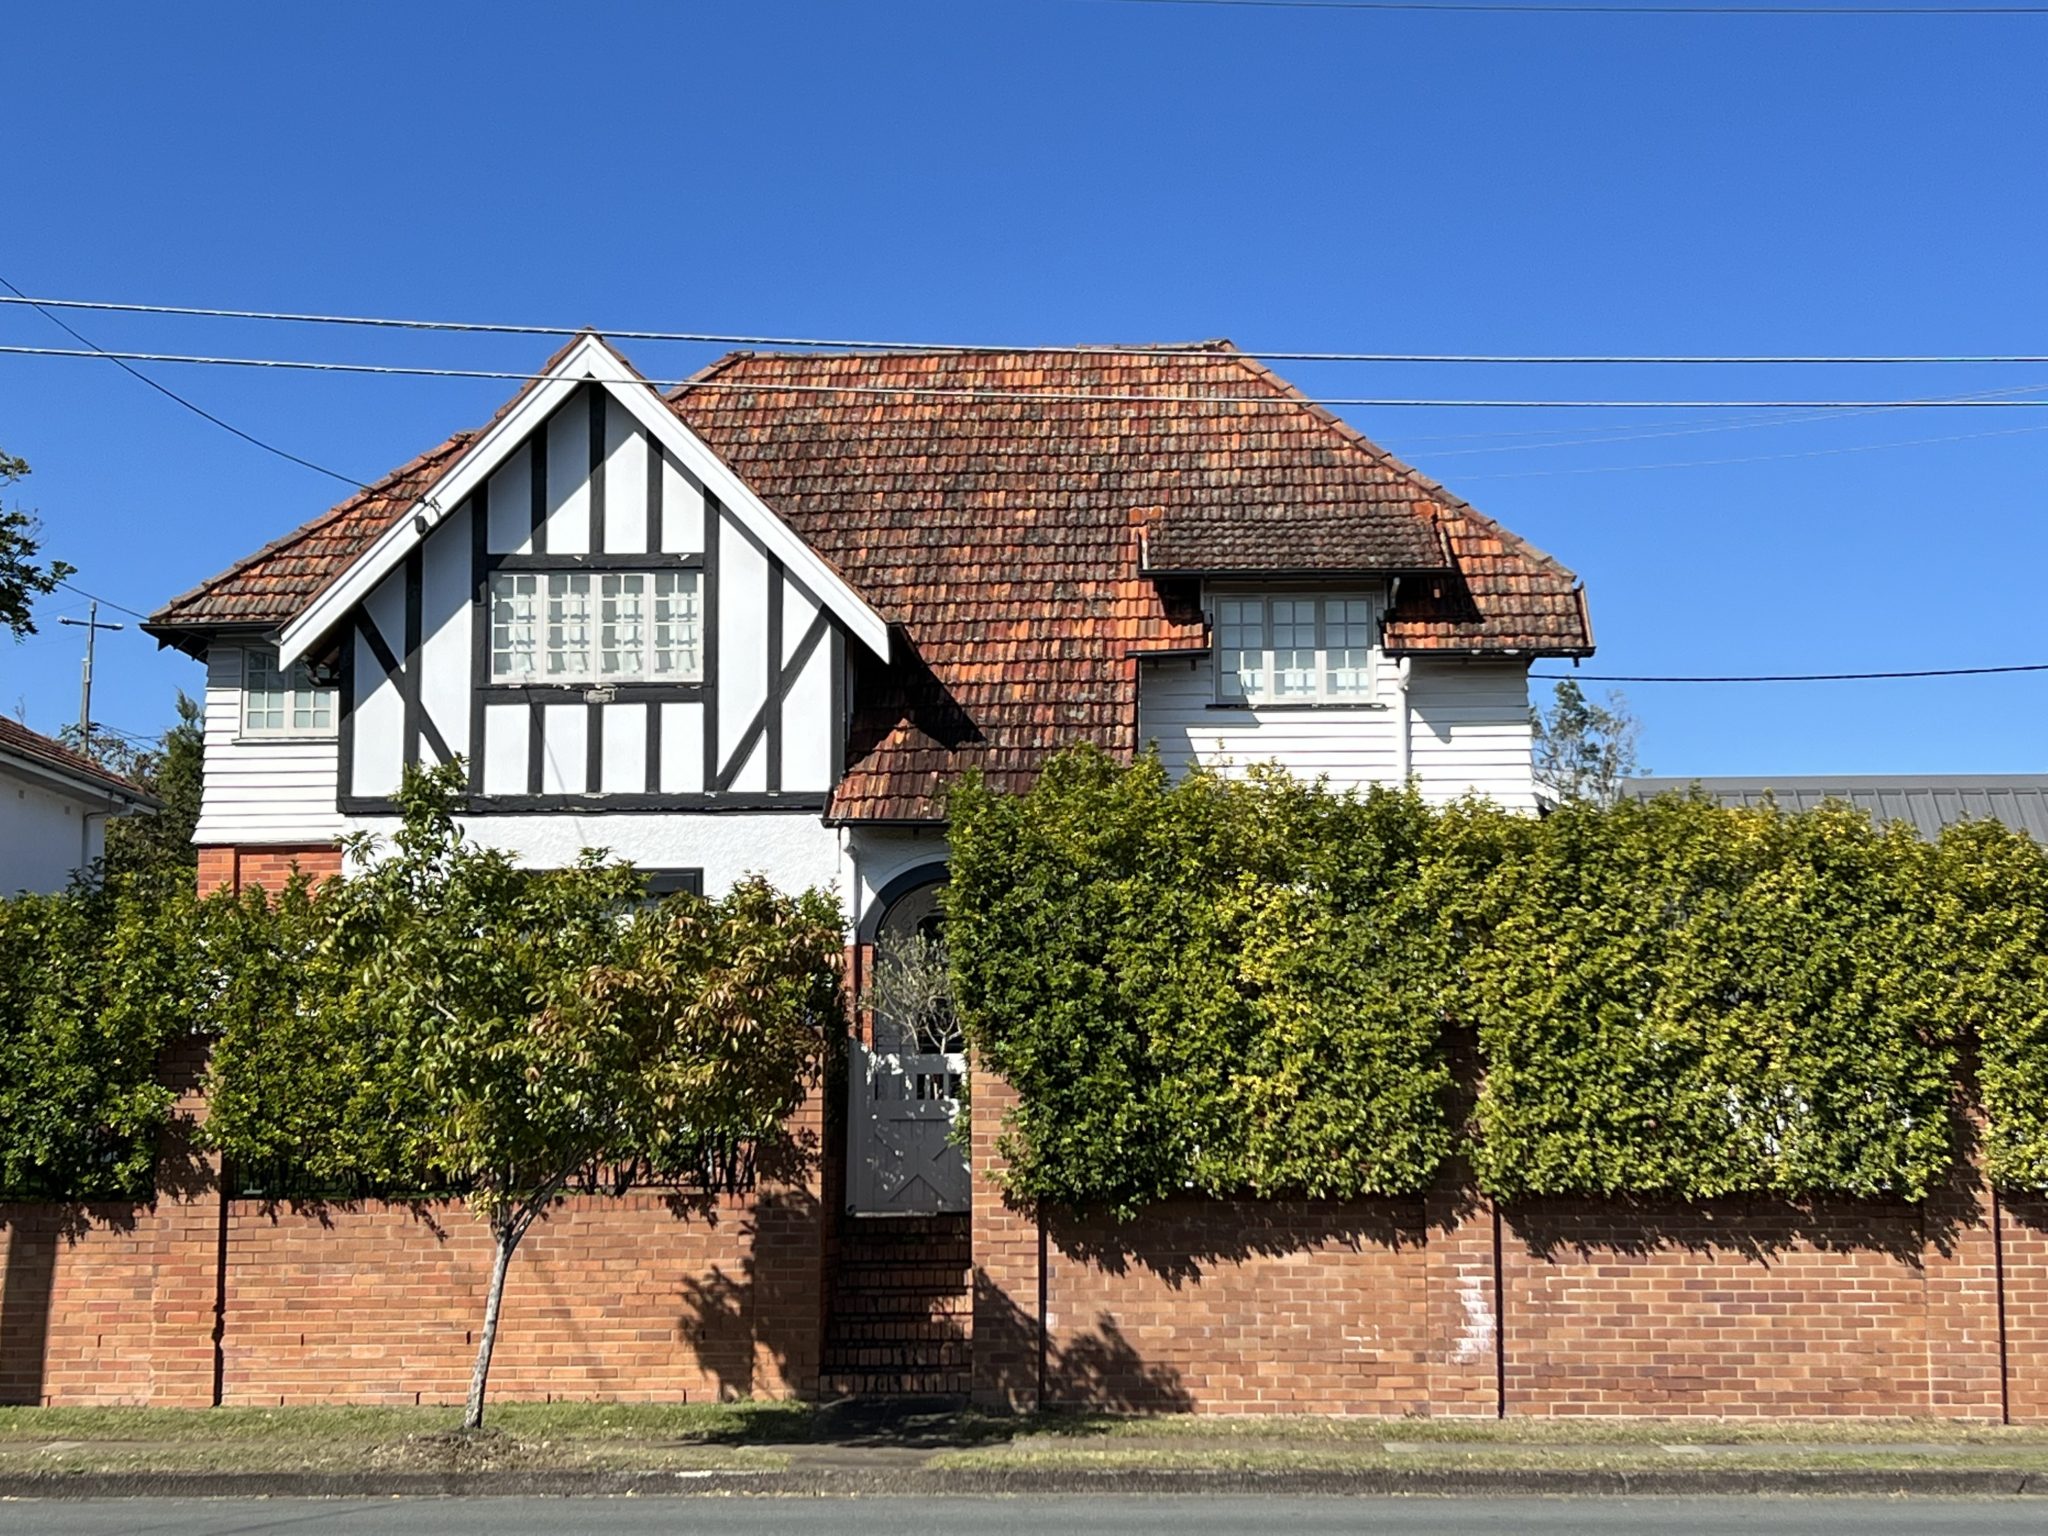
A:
1406 661 1539 810
194 646 345 845
1138 653 1537 808
342 810 840 899
0 769 108 894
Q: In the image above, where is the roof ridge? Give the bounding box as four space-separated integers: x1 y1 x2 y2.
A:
667 340 1240 372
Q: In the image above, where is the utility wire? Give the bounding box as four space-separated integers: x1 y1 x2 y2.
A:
53 579 151 624
1089 0 2048 15
15 342 2048 409
0 278 365 489
1533 663 2048 682
5 295 2048 366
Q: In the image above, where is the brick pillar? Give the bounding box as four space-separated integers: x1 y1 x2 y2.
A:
748 1080 829 1398
1924 1133 2007 1420
969 1066 1041 1411
146 1037 223 1407
1425 1180 1502 1417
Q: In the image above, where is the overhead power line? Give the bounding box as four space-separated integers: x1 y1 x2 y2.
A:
54 579 152 624
14 342 2048 410
1533 663 2048 683
0 278 363 489
4 295 2048 366
1090 0 2048 15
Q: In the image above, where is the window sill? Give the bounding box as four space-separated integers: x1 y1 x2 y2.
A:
1206 701 1389 712
235 733 339 746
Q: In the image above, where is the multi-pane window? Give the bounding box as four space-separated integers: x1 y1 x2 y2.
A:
491 571 702 685
1214 594 1378 705
242 647 336 736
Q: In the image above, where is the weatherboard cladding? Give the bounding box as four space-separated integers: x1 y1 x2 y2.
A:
1626 775 2048 843
146 343 1590 821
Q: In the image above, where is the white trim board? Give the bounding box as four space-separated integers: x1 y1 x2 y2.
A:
277 333 892 667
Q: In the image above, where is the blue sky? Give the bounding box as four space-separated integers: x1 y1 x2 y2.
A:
4 0 2046 775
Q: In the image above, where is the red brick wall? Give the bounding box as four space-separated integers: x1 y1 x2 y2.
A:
1041 1198 1431 1414
196 844 344 895
222 1194 758 1406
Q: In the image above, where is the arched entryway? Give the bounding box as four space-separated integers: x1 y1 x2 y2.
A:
847 864 970 1215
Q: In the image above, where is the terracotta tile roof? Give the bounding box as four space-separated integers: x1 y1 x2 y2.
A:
0 717 157 804
146 434 474 647
146 341 1591 822
667 346 1590 820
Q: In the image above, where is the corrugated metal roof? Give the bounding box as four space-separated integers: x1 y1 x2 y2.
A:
1624 775 2048 842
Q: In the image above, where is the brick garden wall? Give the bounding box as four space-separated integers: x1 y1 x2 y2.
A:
971 1074 2048 1420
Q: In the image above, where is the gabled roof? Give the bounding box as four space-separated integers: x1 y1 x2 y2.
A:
0 718 159 807
1627 774 2048 843
146 338 1592 821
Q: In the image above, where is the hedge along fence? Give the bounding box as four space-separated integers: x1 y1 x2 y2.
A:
946 750 1455 1215
945 746 2048 1215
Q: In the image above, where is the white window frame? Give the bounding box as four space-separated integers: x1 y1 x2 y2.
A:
1212 592 1381 707
489 569 703 686
240 646 338 738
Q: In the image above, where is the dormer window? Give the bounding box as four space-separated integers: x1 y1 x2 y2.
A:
1215 594 1378 706
489 570 702 685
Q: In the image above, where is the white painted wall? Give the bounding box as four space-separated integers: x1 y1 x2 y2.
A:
1406 660 1539 811
1138 652 1538 809
0 766 110 894
842 825 952 937
342 808 842 899
193 646 345 845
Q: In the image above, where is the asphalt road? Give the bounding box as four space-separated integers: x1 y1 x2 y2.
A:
2 1499 2046 1535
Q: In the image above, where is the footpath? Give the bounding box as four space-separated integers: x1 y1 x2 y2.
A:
7 1401 2048 1499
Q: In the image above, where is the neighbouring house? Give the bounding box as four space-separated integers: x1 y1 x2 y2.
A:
1627 774 2048 840
141 333 1593 1232
0 717 158 894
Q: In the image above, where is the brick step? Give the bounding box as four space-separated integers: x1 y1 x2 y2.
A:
826 1323 969 1348
822 1343 970 1370
820 1371 972 1399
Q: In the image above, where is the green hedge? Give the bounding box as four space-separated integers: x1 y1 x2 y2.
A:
946 750 1454 1215
1450 795 1960 1201
0 877 197 1200
947 749 2048 1213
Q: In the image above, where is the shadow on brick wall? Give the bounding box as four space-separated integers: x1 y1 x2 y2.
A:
0 1205 140 1406
677 1186 823 1400
1504 1193 1957 1267
972 1266 1194 1411
1045 1197 1427 1287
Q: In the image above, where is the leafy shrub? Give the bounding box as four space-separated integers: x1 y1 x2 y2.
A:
1452 794 1962 1202
0 877 197 1199
946 748 1454 1214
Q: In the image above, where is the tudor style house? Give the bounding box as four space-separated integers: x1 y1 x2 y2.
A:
145 334 1593 1217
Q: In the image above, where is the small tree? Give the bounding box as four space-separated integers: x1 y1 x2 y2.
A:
0 451 73 640
61 693 205 885
1532 678 1642 804
205 762 842 1429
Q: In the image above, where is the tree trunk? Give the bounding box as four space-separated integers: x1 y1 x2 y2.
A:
463 1222 518 1431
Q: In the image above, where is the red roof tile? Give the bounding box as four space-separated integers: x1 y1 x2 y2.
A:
148 342 1592 821
0 717 157 804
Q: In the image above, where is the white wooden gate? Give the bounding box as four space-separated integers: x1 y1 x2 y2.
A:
847 1044 970 1215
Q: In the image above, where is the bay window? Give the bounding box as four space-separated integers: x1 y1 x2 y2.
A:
1215 594 1378 705
490 570 701 685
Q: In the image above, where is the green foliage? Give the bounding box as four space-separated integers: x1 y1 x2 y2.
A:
946 748 1454 1215
1932 820 2048 1189
1532 679 1641 804
1453 794 1962 1202
103 693 205 883
0 450 73 640
0 881 195 1199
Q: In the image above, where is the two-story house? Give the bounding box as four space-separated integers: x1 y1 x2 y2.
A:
144 334 1593 1215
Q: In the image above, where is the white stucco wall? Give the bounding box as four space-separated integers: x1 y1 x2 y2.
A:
341 808 844 901
0 767 110 895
